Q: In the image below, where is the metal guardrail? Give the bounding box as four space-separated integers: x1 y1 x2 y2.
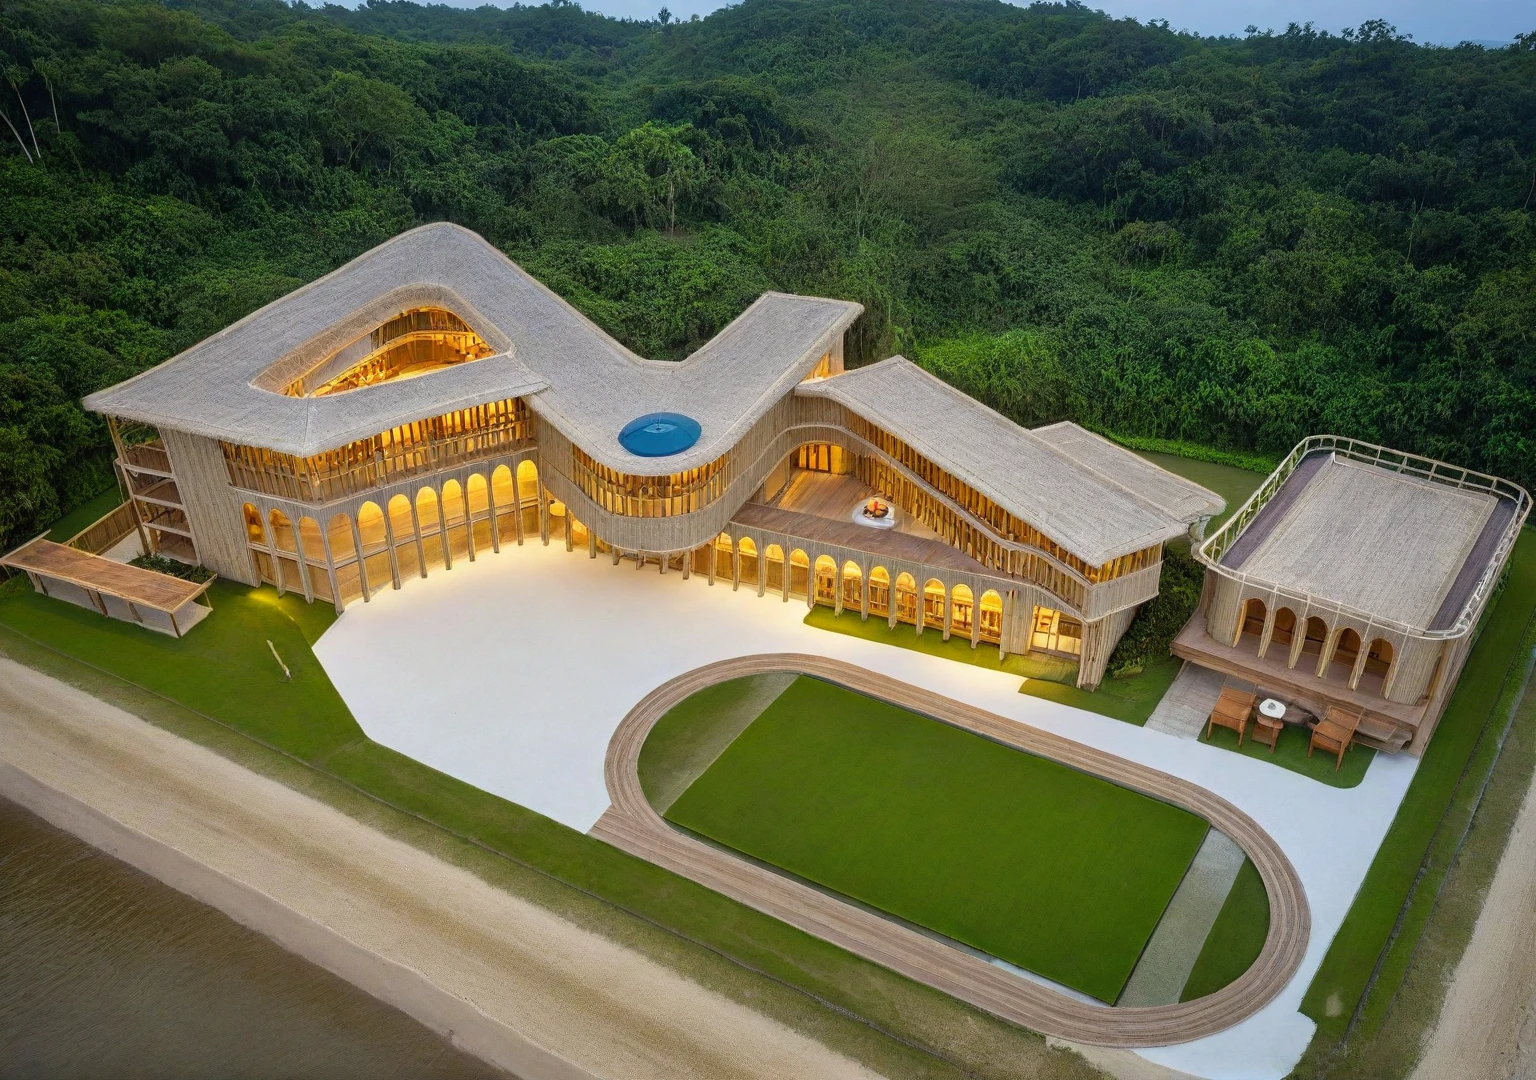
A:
1196 435 1532 640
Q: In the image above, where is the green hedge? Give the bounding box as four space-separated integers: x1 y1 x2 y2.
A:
1098 433 1280 475
1105 547 1203 679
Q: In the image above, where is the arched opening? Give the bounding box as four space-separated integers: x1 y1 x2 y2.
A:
1237 597 1267 649
788 549 810 599
516 459 540 534
813 555 837 605
491 464 519 539
358 501 390 588
466 472 492 550
328 511 361 603
1299 616 1329 668
950 583 975 637
978 590 1004 644
713 533 734 580
868 566 890 617
244 503 275 585
841 561 863 611
298 516 332 601
386 494 418 579
893 573 918 625
1362 638 1395 695
441 479 469 562
1031 606 1084 656
923 578 946 631
763 544 785 594
1329 627 1362 683
737 536 759 586
268 508 304 594
1264 607 1297 659
416 487 444 571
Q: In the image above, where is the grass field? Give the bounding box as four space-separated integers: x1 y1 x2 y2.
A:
665 675 1210 1003
1298 529 1536 1048
1017 654 1182 726
43 487 124 542
802 606 1079 683
1200 718 1374 789
1180 857 1271 1002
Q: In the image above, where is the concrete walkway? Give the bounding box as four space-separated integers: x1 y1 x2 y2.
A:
314 539 1421 1080
1119 831 1247 1007
1146 664 1227 739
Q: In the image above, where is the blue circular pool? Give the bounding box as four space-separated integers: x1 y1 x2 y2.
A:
618 412 702 457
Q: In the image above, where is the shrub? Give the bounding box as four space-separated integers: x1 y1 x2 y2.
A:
1106 547 1204 678
129 553 214 583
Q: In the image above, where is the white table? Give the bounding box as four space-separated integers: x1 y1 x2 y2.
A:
1259 697 1287 720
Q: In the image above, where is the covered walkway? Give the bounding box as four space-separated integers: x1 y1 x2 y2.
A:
1 537 213 637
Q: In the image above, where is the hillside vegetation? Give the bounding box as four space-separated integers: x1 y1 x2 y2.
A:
1 0 1533 547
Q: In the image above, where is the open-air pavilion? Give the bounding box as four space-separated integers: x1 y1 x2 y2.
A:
0 536 214 637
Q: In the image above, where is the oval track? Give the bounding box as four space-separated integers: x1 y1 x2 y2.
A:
591 653 1310 1047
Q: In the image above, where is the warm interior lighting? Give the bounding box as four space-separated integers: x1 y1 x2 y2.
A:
283 308 493 397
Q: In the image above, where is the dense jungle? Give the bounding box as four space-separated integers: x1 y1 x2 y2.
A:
1 0 1533 547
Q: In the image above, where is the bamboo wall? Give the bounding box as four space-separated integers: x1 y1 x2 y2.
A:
160 428 259 585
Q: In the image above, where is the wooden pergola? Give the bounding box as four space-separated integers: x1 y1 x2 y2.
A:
1 537 215 637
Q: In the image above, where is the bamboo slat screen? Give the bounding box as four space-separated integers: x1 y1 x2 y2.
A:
569 444 733 518
221 398 530 503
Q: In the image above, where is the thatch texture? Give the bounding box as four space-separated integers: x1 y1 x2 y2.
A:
798 357 1222 565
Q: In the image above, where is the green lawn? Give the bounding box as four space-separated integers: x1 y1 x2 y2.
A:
638 672 795 814
1018 654 1181 726
1200 717 1374 789
665 675 1210 1003
1300 528 1536 1039
1180 857 1270 1001
43 487 124 542
802 605 1078 684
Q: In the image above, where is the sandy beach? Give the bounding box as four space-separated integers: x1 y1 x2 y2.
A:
0 656 883 1080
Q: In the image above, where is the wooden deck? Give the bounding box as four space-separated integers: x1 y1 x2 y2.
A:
592 654 1309 1047
1172 617 1419 750
732 501 996 577
770 469 941 540
2 537 213 637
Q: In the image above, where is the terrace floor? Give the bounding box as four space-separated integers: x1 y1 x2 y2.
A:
311 538 1419 1080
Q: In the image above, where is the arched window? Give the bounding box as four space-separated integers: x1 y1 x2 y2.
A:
894 572 918 624
788 549 810 599
416 488 444 571
268 508 302 593
242 503 267 546
868 566 890 617
763 544 786 593
1362 638 1394 695
466 473 489 519
950 583 974 636
840 561 863 609
386 494 418 578
357 501 387 551
516 459 539 504
1237 597 1267 647
297 516 324 561
813 555 837 604
1267 607 1297 657
268 508 297 553
737 536 759 586
1330 627 1362 682
441 479 469 560
245 503 276 585
923 578 946 627
1299 616 1329 667
327 512 355 562
978 589 1004 644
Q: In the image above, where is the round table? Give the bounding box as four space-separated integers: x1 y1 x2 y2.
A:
1253 698 1287 753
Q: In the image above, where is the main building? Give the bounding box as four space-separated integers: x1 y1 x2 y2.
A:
77 223 1225 690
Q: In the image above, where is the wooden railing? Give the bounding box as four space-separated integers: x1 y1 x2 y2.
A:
64 501 141 555
120 442 173 475
568 447 733 519
1198 434 1532 640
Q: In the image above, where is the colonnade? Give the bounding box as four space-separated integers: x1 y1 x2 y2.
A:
1234 597 1399 698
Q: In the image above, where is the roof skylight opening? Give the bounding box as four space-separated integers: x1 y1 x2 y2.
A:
282 308 494 398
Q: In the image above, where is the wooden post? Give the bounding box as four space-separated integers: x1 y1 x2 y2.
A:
486 477 502 555
707 541 717 585
860 562 870 622
380 501 402 590
318 515 344 614
410 498 428 578
291 521 315 604
538 488 549 546
513 477 526 546
589 529 598 559
438 485 453 572
351 516 372 602
942 584 953 641
565 515 574 553
169 608 181 638
681 550 690 580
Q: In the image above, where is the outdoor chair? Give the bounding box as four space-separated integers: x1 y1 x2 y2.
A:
1309 704 1364 772
1204 687 1258 746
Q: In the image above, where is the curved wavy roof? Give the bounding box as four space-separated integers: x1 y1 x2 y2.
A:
84 223 863 475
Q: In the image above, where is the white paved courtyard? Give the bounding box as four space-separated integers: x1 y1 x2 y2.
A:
313 539 1418 1080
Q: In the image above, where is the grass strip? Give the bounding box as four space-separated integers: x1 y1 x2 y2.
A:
1179 858 1270 1001
666 676 1209 1003
1198 719 1373 789
802 605 1078 683
1299 529 1536 1039
1018 655 1181 726
42 487 124 542
0 576 1099 1080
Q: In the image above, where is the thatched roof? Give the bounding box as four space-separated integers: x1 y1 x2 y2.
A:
797 357 1224 566
84 223 861 474
1220 451 1513 632
1 538 212 612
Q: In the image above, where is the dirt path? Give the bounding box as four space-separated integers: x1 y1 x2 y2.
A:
0 657 884 1080
1411 764 1536 1080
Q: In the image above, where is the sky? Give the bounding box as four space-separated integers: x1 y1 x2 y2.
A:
408 0 1530 47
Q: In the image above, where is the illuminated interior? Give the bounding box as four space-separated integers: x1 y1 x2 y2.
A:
283 308 494 397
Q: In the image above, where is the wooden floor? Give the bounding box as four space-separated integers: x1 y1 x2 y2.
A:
769 470 941 540
591 654 1310 1047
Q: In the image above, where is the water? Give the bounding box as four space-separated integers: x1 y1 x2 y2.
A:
0 797 511 1079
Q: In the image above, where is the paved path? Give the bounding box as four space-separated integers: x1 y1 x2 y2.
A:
0 657 884 1080
592 654 1310 1048
1411 761 1536 1080
1146 664 1226 739
1120 831 1246 1007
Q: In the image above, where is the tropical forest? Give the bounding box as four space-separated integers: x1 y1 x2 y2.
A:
1 0 1534 549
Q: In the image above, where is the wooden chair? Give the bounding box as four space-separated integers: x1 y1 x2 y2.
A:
1205 687 1258 746
1309 704 1364 772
